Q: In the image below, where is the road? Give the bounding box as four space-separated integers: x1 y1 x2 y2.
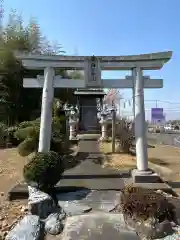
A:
147 132 180 147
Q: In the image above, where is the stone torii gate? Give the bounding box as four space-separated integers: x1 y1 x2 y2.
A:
15 51 172 180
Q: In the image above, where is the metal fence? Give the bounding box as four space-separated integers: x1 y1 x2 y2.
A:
147 132 180 147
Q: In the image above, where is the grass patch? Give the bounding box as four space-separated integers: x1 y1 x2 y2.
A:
100 142 171 172
103 153 136 170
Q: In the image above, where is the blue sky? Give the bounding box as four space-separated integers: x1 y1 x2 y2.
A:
2 0 180 120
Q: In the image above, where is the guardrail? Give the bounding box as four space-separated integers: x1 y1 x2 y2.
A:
148 129 180 134
164 129 180 134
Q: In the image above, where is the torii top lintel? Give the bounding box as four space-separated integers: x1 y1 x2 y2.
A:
15 51 173 71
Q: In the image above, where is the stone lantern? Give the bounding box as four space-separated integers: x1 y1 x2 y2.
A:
67 105 79 140
99 108 108 140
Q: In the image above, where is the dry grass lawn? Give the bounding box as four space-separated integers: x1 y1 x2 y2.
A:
0 148 29 238
100 142 180 181
0 148 28 201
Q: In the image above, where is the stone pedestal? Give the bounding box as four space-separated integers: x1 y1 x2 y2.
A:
99 120 107 140
131 168 162 183
69 120 77 140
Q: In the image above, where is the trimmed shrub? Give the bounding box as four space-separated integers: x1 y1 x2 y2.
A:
18 121 32 129
51 115 67 152
16 100 68 156
23 151 64 191
18 119 40 129
52 115 67 135
120 185 175 223
14 126 39 141
51 138 63 153
18 137 38 156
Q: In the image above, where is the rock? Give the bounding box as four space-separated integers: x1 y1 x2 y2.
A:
58 201 92 216
61 212 139 240
57 190 92 216
82 190 121 212
5 215 41 240
45 212 66 235
156 225 180 240
125 216 174 239
28 186 56 219
156 190 173 197
56 189 90 202
57 190 121 215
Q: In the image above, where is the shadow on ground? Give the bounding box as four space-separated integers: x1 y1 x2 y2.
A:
168 181 180 189
149 158 170 166
62 152 90 171
61 174 125 180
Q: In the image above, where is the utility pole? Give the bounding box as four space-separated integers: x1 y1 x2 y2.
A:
155 100 158 108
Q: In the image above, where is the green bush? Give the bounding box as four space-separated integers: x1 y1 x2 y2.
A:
0 122 7 146
18 137 38 156
51 115 67 152
52 115 67 135
6 126 20 146
23 151 64 191
15 101 67 156
14 126 39 141
18 121 32 129
18 119 40 129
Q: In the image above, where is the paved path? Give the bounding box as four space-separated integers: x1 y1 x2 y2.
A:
57 156 128 190
56 137 128 190
9 139 128 199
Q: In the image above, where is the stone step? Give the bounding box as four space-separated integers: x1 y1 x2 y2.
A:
8 159 129 200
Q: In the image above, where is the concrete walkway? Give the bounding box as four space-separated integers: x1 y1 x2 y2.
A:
56 137 127 190
9 139 128 200
57 156 128 190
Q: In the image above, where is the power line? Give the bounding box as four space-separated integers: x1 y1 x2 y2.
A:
122 98 180 105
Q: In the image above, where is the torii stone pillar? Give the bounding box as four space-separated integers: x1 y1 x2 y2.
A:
38 67 54 152
133 67 148 171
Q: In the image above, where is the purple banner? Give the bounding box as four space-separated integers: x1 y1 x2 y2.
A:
151 108 164 122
